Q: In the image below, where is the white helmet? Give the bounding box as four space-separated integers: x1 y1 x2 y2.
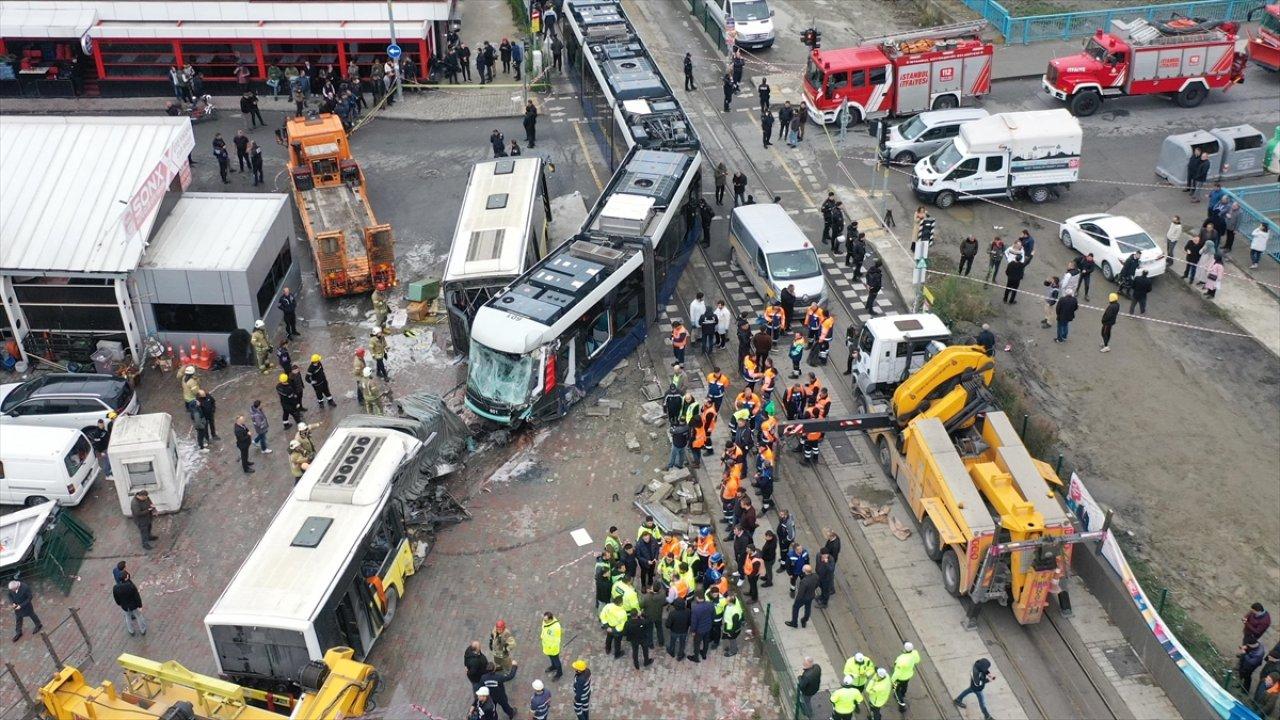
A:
184 366 196 375
363 367 373 377
903 642 914 652
475 687 490 697
532 679 544 691
297 422 308 431
854 652 866 662
371 327 382 336
254 319 265 328
877 668 888 678
843 675 854 687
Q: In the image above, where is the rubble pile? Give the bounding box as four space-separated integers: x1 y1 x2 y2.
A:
633 467 713 534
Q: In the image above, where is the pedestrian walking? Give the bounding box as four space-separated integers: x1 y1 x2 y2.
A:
761 107 774 148
865 261 884 313
732 171 747 206
523 101 538 148
551 36 563 74
722 72 738 112
248 400 272 454
572 660 591 720
713 162 728 205
131 490 158 550
796 657 822 719
278 287 300 338
1098 293 1120 352
1250 224 1272 268
785 564 818 628
304 354 336 408
1204 254 1225 298
846 231 867 276
86 416 114 480
778 101 794 142
683 52 696 91
1054 291 1078 343
891 642 922 712
112 571 148 636
788 108 803 147
949 659 998 719
959 235 979 276
8 580 43 642
986 236 1006 281
233 129 250 172
213 134 230 183
758 77 771 112
1002 257 1025 304
276 372 303 426
233 416 255 474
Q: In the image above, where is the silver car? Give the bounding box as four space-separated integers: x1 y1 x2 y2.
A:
881 108 989 166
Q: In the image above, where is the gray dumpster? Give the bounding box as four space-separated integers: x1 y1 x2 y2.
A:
1155 130 1223 185
1209 125 1267 180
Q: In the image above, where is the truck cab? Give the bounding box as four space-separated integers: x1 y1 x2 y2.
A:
1043 32 1129 115
708 0 776 49
852 313 951 401
1247 4 1280 71
803 47 890 125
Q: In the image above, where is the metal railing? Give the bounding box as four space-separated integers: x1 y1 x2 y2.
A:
689 0 729 52
959 0 1256 43
759 603 804 720
1222 183 1280 261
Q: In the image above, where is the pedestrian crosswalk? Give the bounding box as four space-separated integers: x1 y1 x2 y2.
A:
707 255 900 327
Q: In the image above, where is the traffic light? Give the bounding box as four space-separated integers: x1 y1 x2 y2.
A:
801 27 822 49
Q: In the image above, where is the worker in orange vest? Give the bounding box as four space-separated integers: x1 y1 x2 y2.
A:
733 387 759 429
741 353 762 390
691 399 718 466
694 526 717 579
741 546 765 601
783 383 806 420
763 302 785 340
816 313 836 366
804 304 825 343
720 463 742 527
760 357 778 401
813 387 832 418
759 414 779 453
705 367 730 413
721 440 745 472
803 372 823 407
670 320 689 364
801 402 826 464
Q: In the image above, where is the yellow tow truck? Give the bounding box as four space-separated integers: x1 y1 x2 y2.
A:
782 314 1109 625
41 647 377 720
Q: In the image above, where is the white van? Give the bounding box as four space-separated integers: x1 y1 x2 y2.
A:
729 204 826 306
0 425 100 507
707 0 776 49
879 108 989 166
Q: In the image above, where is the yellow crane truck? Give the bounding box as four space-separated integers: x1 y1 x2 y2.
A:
41 647 377 720
286 114 396 298
782 314 1109 625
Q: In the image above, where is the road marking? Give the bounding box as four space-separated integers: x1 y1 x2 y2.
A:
744 112 816 207
572 121 605 192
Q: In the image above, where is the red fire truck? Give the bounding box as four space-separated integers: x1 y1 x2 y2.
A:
801 21 994 126
1042 17 1247 117
1246 4 1280 71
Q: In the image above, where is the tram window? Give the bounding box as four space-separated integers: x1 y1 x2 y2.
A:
586 310 611 358
613 275 644 333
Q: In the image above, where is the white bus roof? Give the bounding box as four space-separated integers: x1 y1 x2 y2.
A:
204 427 422 628
444 158 543 285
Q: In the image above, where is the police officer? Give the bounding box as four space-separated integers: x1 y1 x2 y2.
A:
250 320 272 372
828 201 845 254
846 230 867 277
761 107 774 148
698 199 715 248
305 354 336 408
758 77 770 113
830 675 864 720
731 50 745 85
683 52 695 91
891 641 922 713
722 72 737 113
865 260 884 314
866 667 893 720
820 192 837 245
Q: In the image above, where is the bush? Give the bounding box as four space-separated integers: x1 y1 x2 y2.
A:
925 270 993 330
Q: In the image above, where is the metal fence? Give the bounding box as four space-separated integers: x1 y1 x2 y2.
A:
759 603 804 720
959 0 1257 43
4 510 95 596
1222 183 1280 260
688 0 729 52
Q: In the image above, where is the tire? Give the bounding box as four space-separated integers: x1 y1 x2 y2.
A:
729 250 740 270
24 496 50 507
934 191 956 209
1060 229 1073 249
1175 83 1208 108
382 587 399 622
875 436 892 475
921 518 944 561
855 391 870 415
932 94 960 110
838 107 863 128
1028 186 1051 204
1100 260 1115 281
941 549 963 597
1069 90 1101 117
892 151 916 165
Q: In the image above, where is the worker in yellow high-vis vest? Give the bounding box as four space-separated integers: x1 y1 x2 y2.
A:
829 675 864 720
866 667 892 720
891 641 921 712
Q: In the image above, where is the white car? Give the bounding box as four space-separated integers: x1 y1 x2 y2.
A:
1058 213 1166 282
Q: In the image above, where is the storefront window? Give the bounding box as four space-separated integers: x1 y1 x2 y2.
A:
97 41 178 79
178 42 256 79
263 42 341 75
153 303 238 333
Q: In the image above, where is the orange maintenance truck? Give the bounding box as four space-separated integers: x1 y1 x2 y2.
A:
286 114 396 298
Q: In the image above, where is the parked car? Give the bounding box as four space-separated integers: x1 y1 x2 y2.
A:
880 108 989 166
1058 213 1166 282
0 373 137 433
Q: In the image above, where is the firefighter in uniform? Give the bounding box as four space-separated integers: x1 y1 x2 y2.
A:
867 668 893 720
305 354 336 408
250 320 273 372
369 328 390 381
360 367 384 414
288 439 309 484
294 422 319 462
891 642 922 712
371 283 390 329
352 348 367 404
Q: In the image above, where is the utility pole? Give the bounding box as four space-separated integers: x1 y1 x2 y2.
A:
386 0 403 102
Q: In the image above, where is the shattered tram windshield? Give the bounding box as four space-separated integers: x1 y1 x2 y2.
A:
469 342 537 407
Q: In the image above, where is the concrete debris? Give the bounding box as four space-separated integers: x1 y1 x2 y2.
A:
649 481 674 503
850 498 891 526
663 467 691 482
585 406 610 418
660 498 682 514
599 371 618 388
598 398 624 410
644 383 664 401
648 432 659 440
615 358 630 370
626 433 641 451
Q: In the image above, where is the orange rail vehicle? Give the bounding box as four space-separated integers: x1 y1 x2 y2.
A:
286 114 396 297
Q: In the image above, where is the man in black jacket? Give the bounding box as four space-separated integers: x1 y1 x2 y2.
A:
1002 258 1025 304
278 286 300 338
786 564 819 628
815 551 836 608
625 610 653 669
698 199 715 248
760 530 778 587
112 571 148 636
665 599 690 659
797 657 822 718
779 284 797 329
865 261 884 314
465 641 489 690
523 101 538 148
761 108 774 148
8 580 42 641
846 232 867 277
683 52 696 91
1129 271 1153 315
958 235 979 276
1100 292 1120 352
1054 291 1079 343
479 661 518 719
233 415 255 474
953 657 996 720
722 72 738 112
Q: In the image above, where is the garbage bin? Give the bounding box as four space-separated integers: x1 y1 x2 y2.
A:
91 349 114 375
1155 130 1223 185
1209 125 1266 180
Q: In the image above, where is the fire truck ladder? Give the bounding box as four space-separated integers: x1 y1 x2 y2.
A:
863 20 989 47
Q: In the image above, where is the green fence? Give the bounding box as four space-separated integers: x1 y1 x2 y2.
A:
760 603 804 720
4 511 94 596
688 0 729 52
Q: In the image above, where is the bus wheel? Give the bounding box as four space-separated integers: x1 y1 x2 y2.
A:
934 190 956 209
942 549 963 597
383 588 399 622
1069 90 1101 117
921 518 944 561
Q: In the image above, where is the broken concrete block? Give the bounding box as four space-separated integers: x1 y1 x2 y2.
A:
663 467 691 482
626 433 641 451
648 432 659 440
585 406 610 418
598 398 624 410
661 498 682 514
644 383 663 400
616 359 630 370
647 479 670 493
649 482 674 503
690 501 706 514
686 514 713 528
600 371 618 388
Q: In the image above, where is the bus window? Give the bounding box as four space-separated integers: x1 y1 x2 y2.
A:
586 310 611 358
613 274 644 334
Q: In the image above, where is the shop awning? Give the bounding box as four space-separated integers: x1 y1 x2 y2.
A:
0 8 97 39
90 20 433 41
